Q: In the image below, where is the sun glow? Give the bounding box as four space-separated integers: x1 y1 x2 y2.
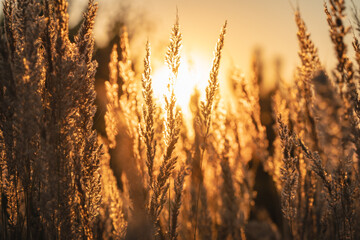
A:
152 52 210 117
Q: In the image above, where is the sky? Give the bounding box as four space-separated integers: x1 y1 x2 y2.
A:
69 0 359 90
1 0 358 86
68 0 359 99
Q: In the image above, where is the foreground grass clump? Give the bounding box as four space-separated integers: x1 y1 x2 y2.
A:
1 0 360 239
0 0 100 239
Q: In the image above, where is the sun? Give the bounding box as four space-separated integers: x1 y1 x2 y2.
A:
152 52 210 117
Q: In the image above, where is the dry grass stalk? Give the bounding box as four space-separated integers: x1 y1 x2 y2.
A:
199 21 227 141
193 21 227 239
278 116 299 237
295 10 322 150
141 42 157 188
324 2 360 165
149 16 182 239
325 0 354 100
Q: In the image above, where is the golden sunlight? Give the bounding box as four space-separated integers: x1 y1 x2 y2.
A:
152 52 210 116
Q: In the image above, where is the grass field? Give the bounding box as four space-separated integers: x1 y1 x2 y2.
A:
1 0 360 239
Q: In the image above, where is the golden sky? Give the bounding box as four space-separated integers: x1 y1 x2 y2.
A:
69 0 359 93
145 0 358 79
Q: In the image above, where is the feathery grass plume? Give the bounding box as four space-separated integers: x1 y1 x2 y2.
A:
42 1 79 237
118 27 144 176
119 26 138 118
1 1 46 238
165 14 182 79
140 41 157 187
149 15 182 238
268 92 290 193
118 26 137 103
324 1 360 157
72 2 101 238
249 51 269 161
325 0 358 150
98 137 127 239
199 21 227 142
293 30 330 240
119 31 144 171
119 26 135 97
295 11 321 76
278 116 299 237
325 0 354 101
75 0 97 62
104 44 120 148
46 1 101 238
295 10 323 150
104 27 140 152
194 21 227 239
